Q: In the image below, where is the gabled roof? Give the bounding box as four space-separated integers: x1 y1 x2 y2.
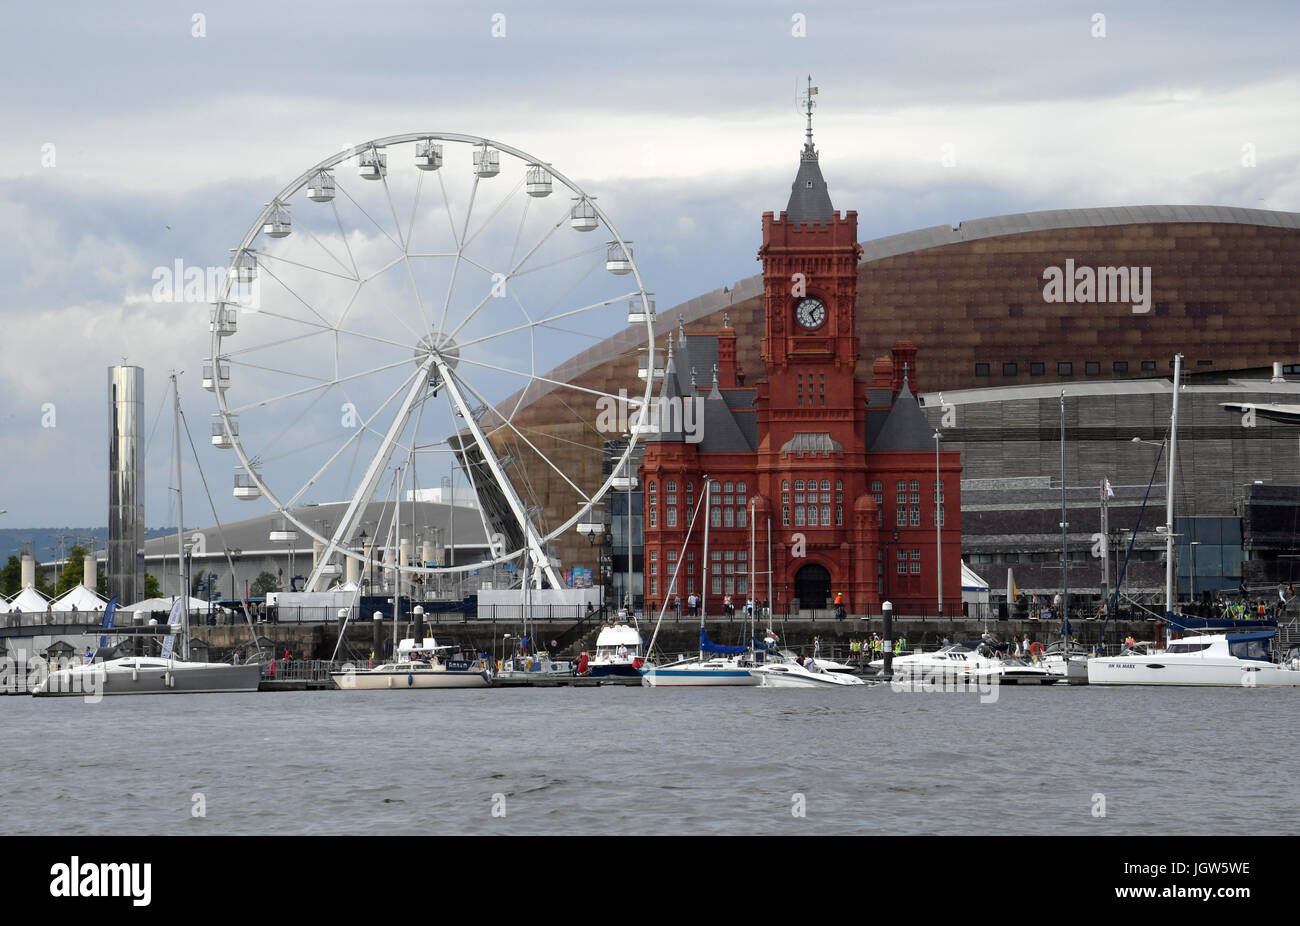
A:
698 384 754 453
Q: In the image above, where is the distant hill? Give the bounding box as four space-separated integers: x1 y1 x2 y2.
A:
0 528 176 564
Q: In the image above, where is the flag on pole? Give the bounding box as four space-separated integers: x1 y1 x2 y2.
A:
1104 479 1115 498
1007 568 1018 602
98 597 118 650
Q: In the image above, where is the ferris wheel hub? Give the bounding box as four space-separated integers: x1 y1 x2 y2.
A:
414 332 460 372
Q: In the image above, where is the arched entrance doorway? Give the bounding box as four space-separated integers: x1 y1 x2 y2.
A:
794 563 832 610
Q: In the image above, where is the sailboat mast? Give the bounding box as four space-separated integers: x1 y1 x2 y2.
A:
172 372 189 661
701 478 710 658
1060 390 1068 641
1165 353 1183 623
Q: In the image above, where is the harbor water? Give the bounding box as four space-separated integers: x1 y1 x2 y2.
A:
3 685 1296 836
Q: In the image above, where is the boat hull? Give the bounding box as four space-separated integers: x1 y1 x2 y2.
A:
638 665 759 687
1087 657 1300 686
752 667 867 688
331 667 491 689
33 661 261 696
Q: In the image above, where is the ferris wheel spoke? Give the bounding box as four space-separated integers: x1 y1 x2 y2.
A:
453 354 641 407
443 210 572 344
330 200 361 279
256 249 358 285
448 367 591 504
379 172 407 253
308 360 434 585
225 354 419 416
405 170 426 250
282 367 425 510
453 291 640 351
461 176 525 251
435 170 461 252
256 263 341 331
292 222 358 281
250 380 332 465
334 177 405 255
221 327 334 360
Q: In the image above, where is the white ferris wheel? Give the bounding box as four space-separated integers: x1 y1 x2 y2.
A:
207 133 655 590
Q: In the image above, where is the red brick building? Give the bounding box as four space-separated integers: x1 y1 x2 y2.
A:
640 125 962 616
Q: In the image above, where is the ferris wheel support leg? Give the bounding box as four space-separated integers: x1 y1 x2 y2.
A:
435 357 563 590
306 364 432 590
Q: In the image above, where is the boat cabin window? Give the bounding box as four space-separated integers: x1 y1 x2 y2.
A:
1166 642 1211 654
1228 638 1270 661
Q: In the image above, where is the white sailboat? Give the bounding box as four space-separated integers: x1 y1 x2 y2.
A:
35 374 261 697
640 477 760 687
1087 354 1300 686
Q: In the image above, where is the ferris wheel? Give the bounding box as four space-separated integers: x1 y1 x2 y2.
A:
207 133 655 589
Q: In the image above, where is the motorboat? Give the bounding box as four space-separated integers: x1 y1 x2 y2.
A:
495 651 574 682
333 637 491 689
750 654 868 688
585 621 645 678
33 654 260 697
874 642 1057 685
1086 631 1300 687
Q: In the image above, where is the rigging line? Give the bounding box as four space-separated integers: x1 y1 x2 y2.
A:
176 402 263 657
143 378 171 459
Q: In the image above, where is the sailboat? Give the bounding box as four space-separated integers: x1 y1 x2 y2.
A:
639 477 760 687
35 373 261 697
1087 355 1300 686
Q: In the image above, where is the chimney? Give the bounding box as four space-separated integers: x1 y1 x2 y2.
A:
21 553 35 589
83 548 96 589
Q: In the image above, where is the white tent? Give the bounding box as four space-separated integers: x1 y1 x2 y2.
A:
120 595 210 614
961 562 991 608
7 586 51 613
0 596 9 614
50 584 109 613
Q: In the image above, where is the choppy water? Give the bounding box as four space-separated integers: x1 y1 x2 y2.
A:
3 684 1297 835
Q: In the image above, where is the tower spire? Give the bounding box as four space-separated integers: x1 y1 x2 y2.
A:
801 75 819 159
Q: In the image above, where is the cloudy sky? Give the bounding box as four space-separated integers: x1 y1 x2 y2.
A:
1 0 1298 533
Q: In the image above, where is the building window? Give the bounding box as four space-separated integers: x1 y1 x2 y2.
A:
909 480 920 504
1058 362 1072 376
896 506 906 527
1141 360 1156 371
1085 361 1100 376
1113 361 1128 374
723 507 734 527
909 507 920 527
910 549 922 574
975 363 990 377
807 506 818 527
711 507 721 527
897 550 908 575
649 506 657 528
666 506 677 527
782 506 790 526
1030 362 1045 376
795 507 806 526
821 505 831 525
1197 359 1214 367
1003 362 1017 376
686 481 694 511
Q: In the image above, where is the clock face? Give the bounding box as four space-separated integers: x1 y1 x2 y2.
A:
795 297 826 330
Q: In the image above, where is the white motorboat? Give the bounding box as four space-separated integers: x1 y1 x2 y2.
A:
333 637 491 689
33 655 260 697
585 620 645 678
875 642 1057 685
751 654 867 688
1086 631 1300 687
